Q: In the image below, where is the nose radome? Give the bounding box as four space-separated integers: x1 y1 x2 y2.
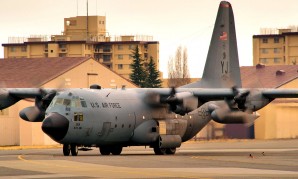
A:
42 113 69 142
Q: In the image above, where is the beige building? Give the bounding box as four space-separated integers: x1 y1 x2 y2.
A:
0 57 138 146
2 15 160 79
253 29 298 66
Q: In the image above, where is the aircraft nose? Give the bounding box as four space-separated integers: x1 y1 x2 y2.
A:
42 113 69 142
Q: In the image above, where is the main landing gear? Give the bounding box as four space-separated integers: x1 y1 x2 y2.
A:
99 146 123 155
153 147 176 155
63 144 78 156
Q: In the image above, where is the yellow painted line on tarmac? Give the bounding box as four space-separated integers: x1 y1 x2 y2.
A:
17 155 198 178
0 145 61 150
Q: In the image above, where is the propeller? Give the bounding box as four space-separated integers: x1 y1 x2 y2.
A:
163 87 198 115
226 86 250 111
19 89 57 122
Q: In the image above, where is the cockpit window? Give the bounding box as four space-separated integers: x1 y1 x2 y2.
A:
54 98 63 105
63 99 71 106
49 96 87 108
71 99 80 108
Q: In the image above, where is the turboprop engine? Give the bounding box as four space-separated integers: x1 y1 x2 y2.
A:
0 89 19 110
144 88 200 116
166 91 199 115
19 89 57 122
210 106 260 124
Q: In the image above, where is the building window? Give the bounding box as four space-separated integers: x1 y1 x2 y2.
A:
103 45 111 52
118 64 123 69
129 45 136 50
59 44 66 49
118 45 123 50
21 46 27 52
262 38 268 43
274 48 280 53
274 58 281 63
10 47 16 52
103 55 111 62
260 58 267 64
261 48 268 54
66 20 77 26
274 37 279 43
118 55 123 59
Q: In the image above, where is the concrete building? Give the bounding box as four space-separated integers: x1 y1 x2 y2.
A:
0 57 138 146
2 15 160 79
253 29 298 66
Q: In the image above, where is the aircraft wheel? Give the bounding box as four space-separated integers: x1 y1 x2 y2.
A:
111 146 122 155
153 147 166 155
70 144 78 156
100 147 110 155
166 148 176 155
63 144 71 156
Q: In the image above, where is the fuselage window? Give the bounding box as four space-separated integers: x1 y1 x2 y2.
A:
74 112 84 121
81 100 87 108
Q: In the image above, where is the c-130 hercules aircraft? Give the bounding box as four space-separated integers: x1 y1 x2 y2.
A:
1 1 298 156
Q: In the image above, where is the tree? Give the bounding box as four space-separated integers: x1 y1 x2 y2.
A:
167 46 190 87
145 56 162 88
130 45 146 87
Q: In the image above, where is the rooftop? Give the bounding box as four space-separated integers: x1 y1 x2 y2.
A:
241 65 298 88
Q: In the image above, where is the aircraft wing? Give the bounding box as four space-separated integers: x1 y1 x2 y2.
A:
149 88 235 99
262 89 298 99
0 88 58 110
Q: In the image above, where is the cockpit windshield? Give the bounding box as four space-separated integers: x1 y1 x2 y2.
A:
49 96 87 108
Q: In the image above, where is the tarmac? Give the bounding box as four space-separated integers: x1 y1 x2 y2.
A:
1 139 298 178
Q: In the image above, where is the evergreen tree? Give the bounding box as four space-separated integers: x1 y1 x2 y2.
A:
129 45 146 87
145 56 162 88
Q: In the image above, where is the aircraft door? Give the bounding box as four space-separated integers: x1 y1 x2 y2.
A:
97 122 111 138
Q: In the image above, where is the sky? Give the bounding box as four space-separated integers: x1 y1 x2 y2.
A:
1 0 298 78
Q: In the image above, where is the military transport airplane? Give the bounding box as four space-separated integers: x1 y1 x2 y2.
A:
1 1 298 156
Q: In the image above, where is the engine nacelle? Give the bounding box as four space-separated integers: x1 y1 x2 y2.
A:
158 134 182 148
0 89 19 110
19 106 45 122
211 108 260 124
171 92 199 115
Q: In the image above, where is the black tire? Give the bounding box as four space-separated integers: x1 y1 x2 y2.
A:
70 144 78 156
63 144 70 156
100 147 110 155
153 147 166 155
111 146 122 155
166 148 176 155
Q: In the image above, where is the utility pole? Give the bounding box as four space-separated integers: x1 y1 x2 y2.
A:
86 0 89 41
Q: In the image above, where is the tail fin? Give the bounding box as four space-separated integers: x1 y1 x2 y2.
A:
183 1 242 88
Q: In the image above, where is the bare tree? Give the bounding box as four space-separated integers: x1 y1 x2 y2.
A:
167 46 191 87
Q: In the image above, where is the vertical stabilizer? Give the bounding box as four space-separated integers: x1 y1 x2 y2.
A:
183 1 242 88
